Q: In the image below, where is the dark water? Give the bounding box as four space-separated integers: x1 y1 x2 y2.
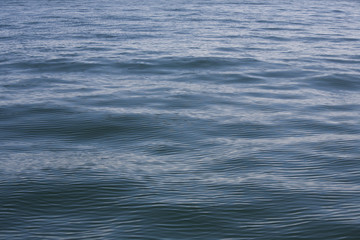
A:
1 0 360 239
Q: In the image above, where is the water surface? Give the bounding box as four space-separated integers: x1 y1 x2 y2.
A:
1 0 360 239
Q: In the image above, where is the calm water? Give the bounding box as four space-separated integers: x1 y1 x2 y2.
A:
1 0 360 239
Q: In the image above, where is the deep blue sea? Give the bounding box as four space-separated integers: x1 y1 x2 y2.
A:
1 0 360 239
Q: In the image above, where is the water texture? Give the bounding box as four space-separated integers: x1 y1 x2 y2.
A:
1 0 360 239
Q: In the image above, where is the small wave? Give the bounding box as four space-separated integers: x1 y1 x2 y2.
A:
6 59 104 73
2 77 71 89
190 73 265 84
321 57 360 65
113 56 262 73
279 117 359 135
206 122 278 139
307 74 360 91
1 110 165 143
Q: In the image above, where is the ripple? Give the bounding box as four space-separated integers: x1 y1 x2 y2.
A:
1 0 360 239
307 73 360 91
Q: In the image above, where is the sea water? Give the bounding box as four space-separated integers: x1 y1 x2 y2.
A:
1 0 360 239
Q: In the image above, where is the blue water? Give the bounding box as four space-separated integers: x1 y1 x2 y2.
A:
1 0 360 239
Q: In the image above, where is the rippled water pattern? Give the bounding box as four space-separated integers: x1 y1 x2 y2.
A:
1 0 360 239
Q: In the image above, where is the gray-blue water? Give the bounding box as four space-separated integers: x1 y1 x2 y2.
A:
1 0 360 239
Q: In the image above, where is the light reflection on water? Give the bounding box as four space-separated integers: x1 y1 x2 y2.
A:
1 0 360 239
